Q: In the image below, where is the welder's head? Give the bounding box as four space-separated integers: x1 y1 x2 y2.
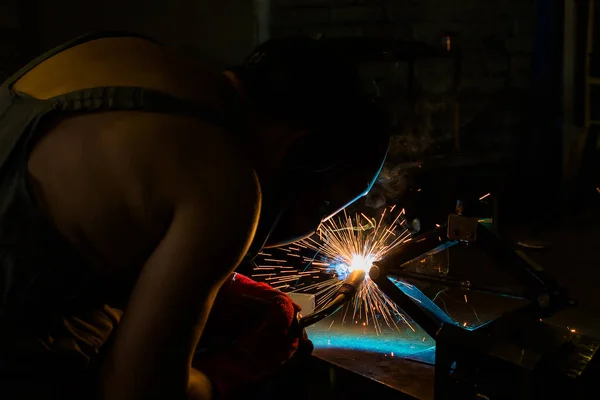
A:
231 37 389 247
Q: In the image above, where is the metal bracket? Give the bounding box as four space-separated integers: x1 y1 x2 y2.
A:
447 213 478 242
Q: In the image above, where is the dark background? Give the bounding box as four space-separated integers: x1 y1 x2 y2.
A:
0 0 597 246
0 0 257 74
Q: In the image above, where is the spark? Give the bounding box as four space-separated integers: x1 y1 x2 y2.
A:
253 205 415 335
306 207 412 273
479 193 491 201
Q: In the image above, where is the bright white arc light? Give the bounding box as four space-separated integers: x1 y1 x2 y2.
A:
350 254 375 275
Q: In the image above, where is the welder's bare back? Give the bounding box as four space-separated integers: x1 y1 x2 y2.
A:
28 113 258 277
14 37 262 399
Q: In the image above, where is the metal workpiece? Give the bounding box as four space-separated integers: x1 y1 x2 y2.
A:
372 225 449 276
392 270 529 300
359 205 589 397
371 273 450 339
447 213 479 242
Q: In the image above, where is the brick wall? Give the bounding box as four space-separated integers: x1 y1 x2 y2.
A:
270 0 536 161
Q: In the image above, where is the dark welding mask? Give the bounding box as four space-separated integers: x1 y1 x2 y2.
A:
231 37 390 262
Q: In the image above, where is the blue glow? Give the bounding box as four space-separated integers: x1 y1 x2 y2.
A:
364 151 387 196
330 254 375 280
308 329 434 357
330 263 349 279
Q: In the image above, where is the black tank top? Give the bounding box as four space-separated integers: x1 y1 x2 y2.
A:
0 32 272 387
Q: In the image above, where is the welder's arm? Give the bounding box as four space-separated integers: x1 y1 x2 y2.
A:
100 126 261 400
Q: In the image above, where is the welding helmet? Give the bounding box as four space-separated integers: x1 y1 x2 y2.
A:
232 37 390 250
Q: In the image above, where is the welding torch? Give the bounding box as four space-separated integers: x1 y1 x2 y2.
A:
297 269 367 329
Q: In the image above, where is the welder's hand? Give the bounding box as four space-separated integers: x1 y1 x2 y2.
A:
193 273 313 399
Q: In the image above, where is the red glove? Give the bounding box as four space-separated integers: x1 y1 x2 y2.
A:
193 273 313 398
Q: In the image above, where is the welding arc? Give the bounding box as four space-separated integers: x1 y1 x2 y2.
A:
298 269 367 329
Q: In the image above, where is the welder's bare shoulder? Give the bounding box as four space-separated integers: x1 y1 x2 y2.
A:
118 113 258 207
105 112 261 271
117 113 261 271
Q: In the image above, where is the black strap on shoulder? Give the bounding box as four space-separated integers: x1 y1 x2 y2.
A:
47 86 227 128
4 31 162 89
4 30 226 126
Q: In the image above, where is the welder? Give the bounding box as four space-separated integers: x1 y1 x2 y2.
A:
0 32 389 400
